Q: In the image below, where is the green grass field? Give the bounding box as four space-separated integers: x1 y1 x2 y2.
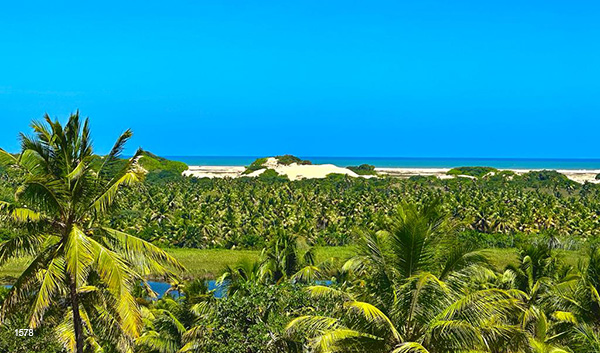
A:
0 246 583 284
168 246 357 279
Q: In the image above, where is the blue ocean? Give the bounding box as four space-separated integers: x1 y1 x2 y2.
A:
166 156 600 170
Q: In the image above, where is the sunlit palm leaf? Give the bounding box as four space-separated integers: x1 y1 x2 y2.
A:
344 301 402 343
65 225 95 287
99 227 184 275
30 256 67 328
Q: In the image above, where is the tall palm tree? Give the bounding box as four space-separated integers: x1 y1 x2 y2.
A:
0 113 184 353
286 202 526 352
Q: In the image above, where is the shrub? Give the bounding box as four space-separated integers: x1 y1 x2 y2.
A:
347 164 376 175
275 154 311 166
520 170 576 188
243 157 268 175
447 166 498 178
258 169 289 182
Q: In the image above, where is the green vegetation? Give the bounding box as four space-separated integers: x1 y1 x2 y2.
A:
274 154 311 166
447 166 498 178
2 116 600 352
243 157 269 174
139 151 188 173
94 169 600 249
347 163 377 175
243 155 311 174
257 168 289 182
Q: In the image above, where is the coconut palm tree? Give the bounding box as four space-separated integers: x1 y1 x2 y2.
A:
0 113 184 353
286 202 526 352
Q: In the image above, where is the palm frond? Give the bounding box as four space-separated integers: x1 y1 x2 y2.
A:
306 285 353 301
0 200 42 223
0 148 18 166
16 178 64 215
98 227 185 275
312 328 383 353
0 245 57 322
391 342 431 353
87 237 142 338
65 225 95 287
30 256 67 328
136 331 179 353
90 148 144 216
91 170 141 215
344 301 402 342
97 129 133 179
56 313 76 353
285 315 341 339
291 265 323 283
0 231 46 267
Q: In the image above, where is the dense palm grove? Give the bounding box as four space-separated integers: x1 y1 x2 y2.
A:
104 169 600 249
1 115 600 352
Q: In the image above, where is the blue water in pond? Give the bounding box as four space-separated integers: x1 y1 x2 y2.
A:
3 280 330 300
147 280 227 299
166 156 600 170
147 280 331 299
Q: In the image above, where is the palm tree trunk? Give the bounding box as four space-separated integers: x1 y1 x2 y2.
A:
69 277 85 353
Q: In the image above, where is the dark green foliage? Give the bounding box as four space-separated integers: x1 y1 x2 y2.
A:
257 169 289 182
347 164 376 175
0 317 64 353
190 283 319 353
274 154 311 166
521 169 572 184
0 288 64 353
146 169 184 183
447 166 498 178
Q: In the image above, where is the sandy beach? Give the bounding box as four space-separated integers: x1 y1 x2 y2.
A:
182 164 600 184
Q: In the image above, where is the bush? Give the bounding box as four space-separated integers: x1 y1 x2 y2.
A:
447 166 498 178
146 169 184 183
520 170 576 188
274 154 311 166
258 169 289 182
347 164 376 175
243 157 268 175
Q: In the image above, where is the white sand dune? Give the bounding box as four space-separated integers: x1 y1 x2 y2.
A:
182 157 363 180
182 166 245 179
182 163 600 184
273 163 360 180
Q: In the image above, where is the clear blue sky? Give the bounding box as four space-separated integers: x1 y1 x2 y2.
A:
1 1 598 158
